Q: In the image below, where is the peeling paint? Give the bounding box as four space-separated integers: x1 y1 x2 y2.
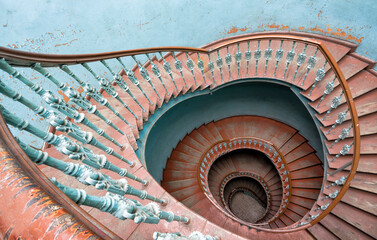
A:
225 26 248 34
54 39 78 47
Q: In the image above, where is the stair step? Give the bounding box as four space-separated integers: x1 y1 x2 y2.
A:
285 143 315 163
279 133 307 155
181 191 206 208
162 178 198 192
328 171 377 194
288 153 322 171
163 170 197 181
306 223 339 240
290 165 324 179
291 178 323 189
340 187 377 216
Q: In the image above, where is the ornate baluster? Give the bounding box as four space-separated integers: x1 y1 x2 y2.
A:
153 231 218 240
196 53 207 85
225 46 232 81
0 58 46 96
158 52 179 92
100 60 141 117
184 52 197 86
322 91 344 120
322 190 339 200
131 56 162 100
43 91 123 148
308 61 327 96
146 53 170 96
292 44 307 82
317 76 336 108
52 179 188 224
116 59 154 106
60 64 141 117
254 40 262 76
301 48 318 86
264 40 272 76
245 41 252 76
283 41 296 79
273 40 284 77
326 176 347 188
314 203 330 211
330 142 353 162
327 109 349 134
16 139 154 194
31 64 129 133
207 54 216 85
235 43 242 78
172 52 188 89
216 50 224 83
329 125 353 148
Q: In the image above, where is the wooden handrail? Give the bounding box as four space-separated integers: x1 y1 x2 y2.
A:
0 46 207 67
0 32 360 234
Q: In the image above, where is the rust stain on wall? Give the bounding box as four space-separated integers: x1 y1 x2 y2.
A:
54 38 78 47
225 26 248 34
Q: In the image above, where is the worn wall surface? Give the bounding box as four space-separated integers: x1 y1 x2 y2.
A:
0 0 376 147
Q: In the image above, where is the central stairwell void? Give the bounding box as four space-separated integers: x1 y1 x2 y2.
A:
0 32 376 240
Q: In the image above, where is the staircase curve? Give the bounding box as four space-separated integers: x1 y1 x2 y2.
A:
0 32 376 240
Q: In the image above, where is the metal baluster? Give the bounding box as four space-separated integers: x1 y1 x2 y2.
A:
327 109 349 134
0 80 132 163
44 91 123 148
131 56 162 100
234 43 242 78
273 40 284 77
326 176 347 188
82 83 135 127
264 40 272 76
100 60 140 117
309 61 327 96
322 190 339 200
196 53 207 85
254 40 261 76
116 60 153 107
207 54 216 85
153 231 218 240
216 50 224 83
301 48 318 86
52 179 188 224
60 64 141 117
317 76 336 108
322 91 344 120
31 64 128 133
146 54 170 96
292 44 307 82
1 105 135 172
329 142 353 162
172 52 188 89
158 52 179 92
245 41 252 76
329 125 352 148
184 52 197 86
225 46 232 81
0 59 121 147
314 203 330 211
16 139 152 192
283 41 296 79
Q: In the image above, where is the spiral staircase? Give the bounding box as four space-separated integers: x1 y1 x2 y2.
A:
0 32 376 240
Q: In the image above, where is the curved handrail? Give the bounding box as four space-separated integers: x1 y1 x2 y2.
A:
0 32 360 234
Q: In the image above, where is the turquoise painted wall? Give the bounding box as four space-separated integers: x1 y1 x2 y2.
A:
0 0 376 147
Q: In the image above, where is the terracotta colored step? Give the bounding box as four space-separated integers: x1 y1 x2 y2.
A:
162 178 198 192
291 178 323 189
328 155 377 174
169 185 201 201
169 150 199 164
174 143 203 158
340 187 377 216
288 153 322 171
306 223 339 240
287 202 310 216
279 133 307 155
290 196 315 209
196 124 219 144
292 188 320 200
279 214 296 226
205 122 224 142
190 129 213 148
284 209 303 222
182 135 208 153
326 134 377 155
274 218 286 228
284 143 315 163
320 213 374 240
163 169 197 181
290 165 324 179
181 191 206 208
164 159 198 171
